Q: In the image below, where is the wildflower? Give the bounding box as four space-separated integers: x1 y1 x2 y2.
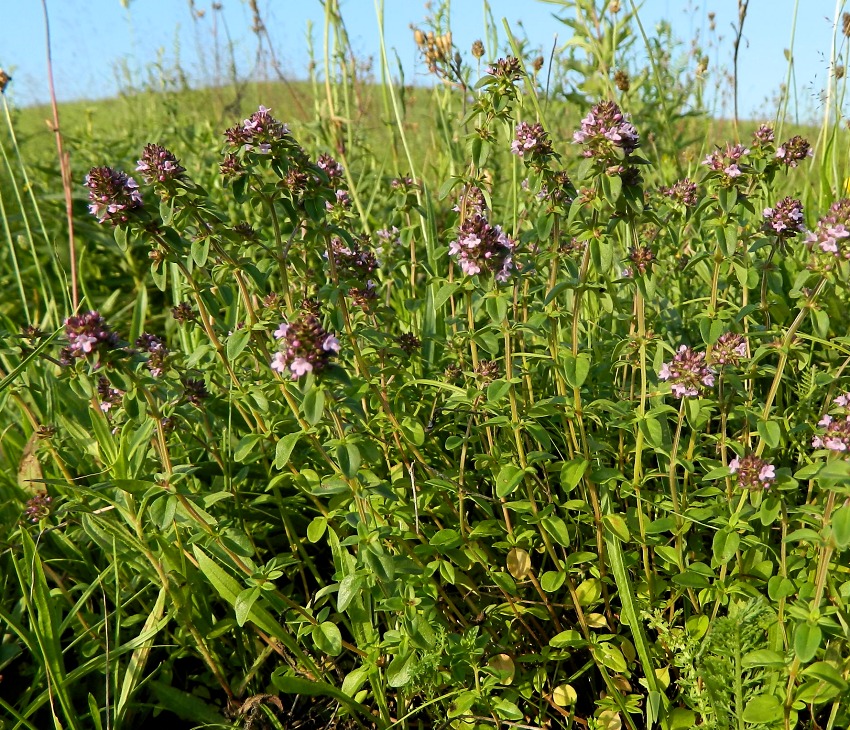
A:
349 281 379 311
804 199 850 259
628 246 654 275
472 40 485 59
36 424 57 440
449 214 515 283
511 122 554 164
573 100 640 161
97 376 124 412
775 135 812 168
729 453 776 490
224 105 289 152
300 297 322 316
397 333 421 355
476 359 500 383
329 236 379 281
658 345 714 398
160 416 177 434
453 185 487 217
270 313 340 380
136 144 185 185
23 491 52 523
171 301 196 324
751 124 775 148
444 363 462 382
220 154 245 178
708 333 747 366
763 197 805 238
84 167 143 225
662 178 698 207
813 391 850 451
232 222 258 241
375 226 401 247
61 311 119 363
326 189 351 211
391 176 416 191
702 143 749 180
135 333 169 377
182 377 210 405
316 153 344 182
487 56 522 81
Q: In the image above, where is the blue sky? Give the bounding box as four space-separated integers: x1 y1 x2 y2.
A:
1 0 846 121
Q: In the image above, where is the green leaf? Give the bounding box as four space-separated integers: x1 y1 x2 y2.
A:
434 282 460 310
487 379 511 403
801 661 847 690
596 643 627 673
387 651 416 687
540 570 566 592
274 431 302 469
758 420 781 449
234 433 262 463
712 529 740 565
560 459 588 491
337 574 362 612
550 629 584 648
149 681 225 725
191 236 210 266
541 515 571 546
742 649 786 668
114 225 128 251
307 517 327 543
564 352 591 388
496 463 525 498
602 513 630 542
794 622 822 663
832 505 850 549
302 387 325 425
226 328 252 360
271 671 383 727
235 587 261 627
312 621 342 656
336 442 361 478
742 695 783 724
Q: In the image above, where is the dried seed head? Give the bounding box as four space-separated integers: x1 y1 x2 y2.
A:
532 55 544 73
414 28 426 46
614 69 630 91
844 12 850 36
472 40 485 58
0 69 11 93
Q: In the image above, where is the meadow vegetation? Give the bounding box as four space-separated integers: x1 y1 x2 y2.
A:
2 1 850 729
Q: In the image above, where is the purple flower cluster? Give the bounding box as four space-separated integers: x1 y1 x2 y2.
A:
763 197 805 238
751 124 775 148
449 214 515 282
729 453 776 490
658 345 715 398
661 178 698 207
224 105 290 153
511 122 553 163
453 185 487 218
628 246 654 275
61 311 119 364
708 333 747 366
136 144 185 185
375 226 401 247
813 392 850 452
702 143 749 180
84 167 143 225
23 491 52 523
487 57 522 80
330 236 379 281
573 101 640 161
316 153 344 182
804 199 850 259
97 375 124 412
775 135 812 168
136 333 169 377
270 313 341 379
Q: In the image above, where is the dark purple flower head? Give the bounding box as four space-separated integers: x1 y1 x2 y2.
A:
709 333 747 366
61 311 119 363
476 359 500 382
182 377 210 406
24 491 52 523
702 143 749 180
804 199 850 260
397 333 421 355
449 214 515 283
391 176 416 191
658 345 715 398
270 313 340 380
573 101 640 162
135 333 169 377
220 154 245 178
752 124 775 147
662 178 698 207
84 167 143 225
453 185 487 218
224 105 290 152
349 281 379 312
511 122 554 164
729 453 776 490
171 301 196 323
775 135 812 168
330 236 379 281
136 144 185 185
97 375 124 412
326 189 351 211
763 197 805 238
487 57 522 81
628 245 654 275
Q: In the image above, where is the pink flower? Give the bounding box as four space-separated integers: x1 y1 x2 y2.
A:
274 323 290 339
